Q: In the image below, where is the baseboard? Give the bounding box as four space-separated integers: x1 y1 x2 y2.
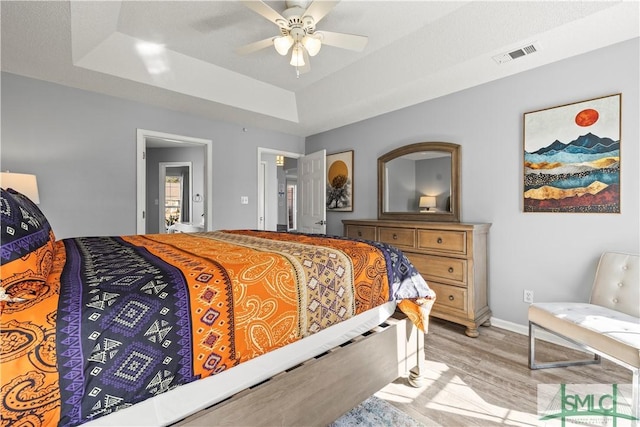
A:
490 317 584 351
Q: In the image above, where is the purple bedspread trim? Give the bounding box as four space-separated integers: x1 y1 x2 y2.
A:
0 227 50 263
132 238 194 381
56 236 196 427
57 239 87 427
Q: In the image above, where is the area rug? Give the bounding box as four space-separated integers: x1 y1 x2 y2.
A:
330 396 425 427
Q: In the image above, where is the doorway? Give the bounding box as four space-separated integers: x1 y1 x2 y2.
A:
257 148 326 234
257 148 302 231
136 129 213 234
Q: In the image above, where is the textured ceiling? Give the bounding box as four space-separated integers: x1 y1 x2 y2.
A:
1 1 638 137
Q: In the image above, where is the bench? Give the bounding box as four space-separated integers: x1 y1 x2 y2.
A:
528 251 639 418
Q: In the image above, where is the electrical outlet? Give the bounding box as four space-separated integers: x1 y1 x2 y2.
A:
523 289 534 303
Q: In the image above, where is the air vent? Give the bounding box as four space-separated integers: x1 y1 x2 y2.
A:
493 42 541 64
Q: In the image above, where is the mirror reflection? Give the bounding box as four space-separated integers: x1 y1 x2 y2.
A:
384 152 452 213
378 141 460 222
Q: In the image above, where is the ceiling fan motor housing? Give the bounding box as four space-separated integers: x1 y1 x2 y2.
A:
278 6 316 39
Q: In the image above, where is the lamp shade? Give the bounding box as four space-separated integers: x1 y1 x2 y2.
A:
290 43 305 67
419 196 436 209
302 35 321 57
274 35 294 56
0 172 40 204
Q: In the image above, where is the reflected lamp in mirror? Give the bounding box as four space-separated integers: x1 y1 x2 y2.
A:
419 196 436 212
0 172 40 204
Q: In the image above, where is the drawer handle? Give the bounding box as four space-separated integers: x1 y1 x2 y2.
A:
357 231 362 237
448 295 454 301
437 237 443 244
448 267 454 273
393 234 398 240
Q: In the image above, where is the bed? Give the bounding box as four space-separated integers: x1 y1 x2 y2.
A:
0 187 435 427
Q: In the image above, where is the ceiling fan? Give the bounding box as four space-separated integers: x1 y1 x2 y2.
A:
237 0 368 76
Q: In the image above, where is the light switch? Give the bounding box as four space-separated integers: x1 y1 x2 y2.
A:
241 196 249 204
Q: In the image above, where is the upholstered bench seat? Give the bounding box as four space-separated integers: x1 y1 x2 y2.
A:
529 302 640 370
528 251 639 419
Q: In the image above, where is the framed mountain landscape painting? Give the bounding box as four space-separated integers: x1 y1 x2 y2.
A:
523 94 621 213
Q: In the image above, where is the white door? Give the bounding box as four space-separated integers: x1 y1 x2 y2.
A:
297 150 326 234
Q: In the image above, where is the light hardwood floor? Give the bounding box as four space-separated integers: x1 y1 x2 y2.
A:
375 318 632 426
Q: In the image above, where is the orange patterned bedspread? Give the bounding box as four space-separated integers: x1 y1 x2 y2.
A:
1 230 434 427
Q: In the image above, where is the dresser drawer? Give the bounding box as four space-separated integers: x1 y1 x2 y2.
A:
407 254 466 285
378 227 415 248
429 282 467 312
345 225 376 241
418 230 466 255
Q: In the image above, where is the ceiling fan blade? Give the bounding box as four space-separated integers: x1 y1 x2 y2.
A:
317 31 368 52
240 1 287 27
303 0 339 24
236 37 274 55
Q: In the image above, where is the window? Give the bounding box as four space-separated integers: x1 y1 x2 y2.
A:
165 175 182 228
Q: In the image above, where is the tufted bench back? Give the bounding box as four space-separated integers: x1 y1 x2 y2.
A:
590 251 639 318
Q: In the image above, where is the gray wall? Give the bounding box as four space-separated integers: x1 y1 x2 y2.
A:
416 157 451 212
306 38 640 326
1 72 305 238
386 157 415 211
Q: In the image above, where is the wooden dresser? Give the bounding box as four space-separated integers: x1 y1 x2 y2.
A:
343 219 491 337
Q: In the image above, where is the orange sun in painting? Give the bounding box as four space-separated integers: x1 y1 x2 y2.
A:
575 108 599 127
328 160 348 184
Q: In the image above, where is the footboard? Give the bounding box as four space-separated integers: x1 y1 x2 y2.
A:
175 313 424 426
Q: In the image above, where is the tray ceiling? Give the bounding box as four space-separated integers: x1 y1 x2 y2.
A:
1 1 638 136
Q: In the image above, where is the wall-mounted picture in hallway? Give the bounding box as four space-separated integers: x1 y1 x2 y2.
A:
326 150 353 212
523 93 621 213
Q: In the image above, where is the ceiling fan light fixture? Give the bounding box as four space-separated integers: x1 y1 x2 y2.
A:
290 43 305 67
302 35 321 57
274 35 294 55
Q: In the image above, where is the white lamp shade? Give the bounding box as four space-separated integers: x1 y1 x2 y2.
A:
419 196 436 208
302 35 321 57
274 35 294 55
290 44 305 66
1 172 40 204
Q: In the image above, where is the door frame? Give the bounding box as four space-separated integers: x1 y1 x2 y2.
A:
137 129 213 234
258 160 267 230
257 147 303 230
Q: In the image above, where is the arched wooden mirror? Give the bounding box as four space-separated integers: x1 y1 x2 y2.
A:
378 142 460 222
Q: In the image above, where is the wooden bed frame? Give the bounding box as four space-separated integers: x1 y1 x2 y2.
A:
175 312 425 426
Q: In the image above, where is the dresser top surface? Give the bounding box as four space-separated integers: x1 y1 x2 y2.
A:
342 219 491 231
